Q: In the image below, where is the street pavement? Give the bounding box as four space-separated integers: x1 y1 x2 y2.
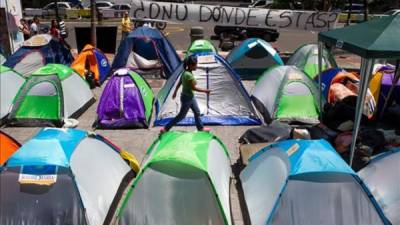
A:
61 20 317 53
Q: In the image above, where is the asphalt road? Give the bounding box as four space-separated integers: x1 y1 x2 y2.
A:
62 20 317 53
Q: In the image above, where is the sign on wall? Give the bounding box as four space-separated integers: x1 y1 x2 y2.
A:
130 0 339 31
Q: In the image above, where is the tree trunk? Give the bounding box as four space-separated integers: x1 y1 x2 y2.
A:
54 0 59 20
346 0 352 26
363 0 368 21
90 0 96 46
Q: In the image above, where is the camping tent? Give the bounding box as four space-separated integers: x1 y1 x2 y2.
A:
7 64 95 127
1 128 139 225
155 52 261 126
186 39 217 56
287 43 337 79
318 15 400 166
240 139 389 225
358 148 400 225
0 131 21 166
111 27 181 78
0 65 25 125
369 64 400 114
226 38 283 80
71 44 111 85
251 65 321 124
3 34 74 76
115 131 232 225
95 68 154 129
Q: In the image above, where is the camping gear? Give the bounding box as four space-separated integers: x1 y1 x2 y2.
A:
239 121 292 144
226 38 284 80
240 139 389 225
0 66 25 125
359 148 400 225
287 43 337 79
71 44 111 85
369 64 400 114
318 14 400 167
115 131 232 225
155 52 261 126
95 68 154 129
1 128 139 225
326 71 376 119
111 27 181 79
3 34 73 77
186 39 217 56
7 64 95 127
251 65 321 125
0 131 21 166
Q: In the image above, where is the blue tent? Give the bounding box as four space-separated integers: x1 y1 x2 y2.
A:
358 148 400 225
155 52 261 126
3 34 73 77
2 128 139 225
226 38 283 80
240 139 390 225
111 27 181 79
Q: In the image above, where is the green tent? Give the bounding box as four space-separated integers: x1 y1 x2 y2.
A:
251 65 321 125
186 39 217 56
318 15 400 166
116 131 232 225
287 44 337 79
7 64 94 127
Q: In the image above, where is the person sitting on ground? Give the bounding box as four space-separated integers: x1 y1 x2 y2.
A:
84 57 96 89
161 55 211 133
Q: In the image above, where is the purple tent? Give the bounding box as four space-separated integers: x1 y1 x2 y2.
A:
377 65 400 113
95 69 154 129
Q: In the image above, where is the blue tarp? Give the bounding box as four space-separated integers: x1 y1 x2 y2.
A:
111 27 181 78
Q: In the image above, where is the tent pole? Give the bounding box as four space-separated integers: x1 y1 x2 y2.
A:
349 58 374 167
318 42 324 117
379 60 400 119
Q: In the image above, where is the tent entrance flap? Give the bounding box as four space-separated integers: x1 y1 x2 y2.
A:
14 80 61 120
119 161 225 225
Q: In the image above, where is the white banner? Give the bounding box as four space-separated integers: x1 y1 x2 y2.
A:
129 0 339 31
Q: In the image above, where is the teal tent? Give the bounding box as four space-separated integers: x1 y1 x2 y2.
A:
226 38 283 80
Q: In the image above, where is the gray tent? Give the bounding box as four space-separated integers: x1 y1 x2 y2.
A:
0 66 25 125
358 149 400 225
155 53 261 126
251 66 321 125
240 139 389 225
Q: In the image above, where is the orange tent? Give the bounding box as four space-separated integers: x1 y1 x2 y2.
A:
0 131 21 165
71 44 110 84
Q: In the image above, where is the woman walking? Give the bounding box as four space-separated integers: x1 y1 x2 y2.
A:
161 55 211 133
